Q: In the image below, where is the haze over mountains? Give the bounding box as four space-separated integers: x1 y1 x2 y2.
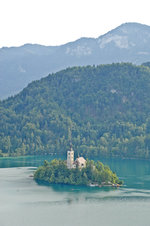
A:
1 22 150 99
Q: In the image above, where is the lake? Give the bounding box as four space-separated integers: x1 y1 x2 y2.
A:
0 156 150 226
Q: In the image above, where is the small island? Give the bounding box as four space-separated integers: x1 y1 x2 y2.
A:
34 146 123 187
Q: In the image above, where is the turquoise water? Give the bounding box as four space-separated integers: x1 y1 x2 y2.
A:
1 155 150 189
0 156 150 226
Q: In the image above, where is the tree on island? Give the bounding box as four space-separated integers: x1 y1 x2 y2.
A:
34 159 123 186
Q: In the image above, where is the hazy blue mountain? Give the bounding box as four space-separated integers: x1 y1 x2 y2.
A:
1 22 150 99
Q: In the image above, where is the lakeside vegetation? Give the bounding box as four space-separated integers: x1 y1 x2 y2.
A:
1 63 150 159
34 159 122 186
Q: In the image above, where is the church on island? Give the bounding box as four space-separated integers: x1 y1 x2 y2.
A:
67 145 86 169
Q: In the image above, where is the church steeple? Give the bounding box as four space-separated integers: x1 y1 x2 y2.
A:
67 143 74 169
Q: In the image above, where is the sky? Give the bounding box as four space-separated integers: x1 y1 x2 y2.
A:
0 0 150 48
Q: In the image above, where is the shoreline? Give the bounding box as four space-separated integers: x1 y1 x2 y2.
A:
0 154 150 162
89 182 122 188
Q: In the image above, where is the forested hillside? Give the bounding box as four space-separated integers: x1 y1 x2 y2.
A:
1 63 150 159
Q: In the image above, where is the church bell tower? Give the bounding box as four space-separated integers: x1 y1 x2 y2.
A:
67 144 74 169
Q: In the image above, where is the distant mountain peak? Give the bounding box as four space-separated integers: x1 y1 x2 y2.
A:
97 22 150 50
1 22 150 99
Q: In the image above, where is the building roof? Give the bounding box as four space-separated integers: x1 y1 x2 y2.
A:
76 157 86 164
68 147 74 153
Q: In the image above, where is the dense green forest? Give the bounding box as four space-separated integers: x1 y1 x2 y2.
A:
34 159 122 186
1 63 150 159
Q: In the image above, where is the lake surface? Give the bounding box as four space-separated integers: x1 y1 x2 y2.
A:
0 156 150 226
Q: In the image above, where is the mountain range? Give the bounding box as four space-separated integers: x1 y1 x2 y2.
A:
1 22 150 99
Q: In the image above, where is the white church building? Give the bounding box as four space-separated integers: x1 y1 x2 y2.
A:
67 145 86 169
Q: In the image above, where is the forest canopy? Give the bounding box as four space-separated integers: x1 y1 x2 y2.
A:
1 63 150 159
